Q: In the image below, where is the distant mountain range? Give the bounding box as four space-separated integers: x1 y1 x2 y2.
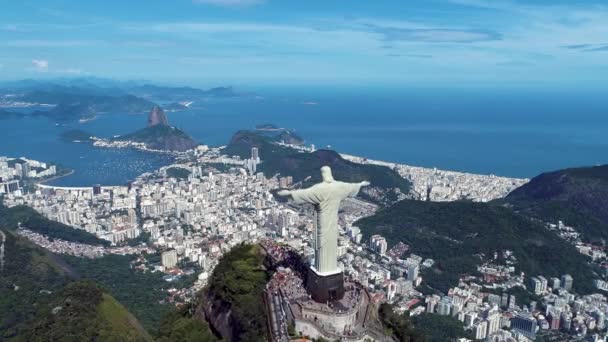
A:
0 77 250 122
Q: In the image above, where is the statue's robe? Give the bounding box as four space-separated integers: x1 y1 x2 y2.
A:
290 181 362 275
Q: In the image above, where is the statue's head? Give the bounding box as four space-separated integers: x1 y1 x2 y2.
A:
320 166 334 183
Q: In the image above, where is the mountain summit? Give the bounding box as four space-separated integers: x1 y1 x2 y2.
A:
113 106 198 152
147 105 169 127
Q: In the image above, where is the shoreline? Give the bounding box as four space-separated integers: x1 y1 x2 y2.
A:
340 153 529 182
36 169 75 185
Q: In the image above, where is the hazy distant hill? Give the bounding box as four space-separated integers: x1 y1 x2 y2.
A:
503 165 608 243
25 91 154 121
355 200 597 294
0 78 248 121
128 84 241 101
224 130 411 202
112 106 198 152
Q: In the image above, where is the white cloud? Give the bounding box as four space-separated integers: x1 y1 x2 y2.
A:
31 59 49 72
193 0 264 7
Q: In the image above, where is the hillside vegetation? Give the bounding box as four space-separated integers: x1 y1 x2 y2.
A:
19 281 151 341
0 203 110 246
0 230 150 341
503 164 608 243
224 130 411 197
200 243 271 342
356 200 596 293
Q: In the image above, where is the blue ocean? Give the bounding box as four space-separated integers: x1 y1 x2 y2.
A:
1 86 607 186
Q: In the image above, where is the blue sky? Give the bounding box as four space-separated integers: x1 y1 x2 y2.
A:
1 0 607 86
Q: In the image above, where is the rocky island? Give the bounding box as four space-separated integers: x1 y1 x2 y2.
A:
94 106 199 153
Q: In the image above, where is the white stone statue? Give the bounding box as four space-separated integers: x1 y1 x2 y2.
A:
277 166 370 276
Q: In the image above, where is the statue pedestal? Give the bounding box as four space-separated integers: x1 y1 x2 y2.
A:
306 267 345 303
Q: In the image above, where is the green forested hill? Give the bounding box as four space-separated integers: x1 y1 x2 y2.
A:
356 200 596 294
202 243 270 342
224 130 411 195
114 124 198 152
503 164 608 243
0 230 69 338
0 230 150 341
18 281 151 341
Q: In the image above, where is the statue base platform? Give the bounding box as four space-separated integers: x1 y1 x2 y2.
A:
306 267 345 303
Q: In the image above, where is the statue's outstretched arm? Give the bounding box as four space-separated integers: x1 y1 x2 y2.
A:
277 189 292 197
278 187 320 204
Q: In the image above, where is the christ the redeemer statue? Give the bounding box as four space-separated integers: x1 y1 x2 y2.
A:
278 166 370 276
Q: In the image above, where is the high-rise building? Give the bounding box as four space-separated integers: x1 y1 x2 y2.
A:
537 276 548 292
547 309 561 330
162 250 178 268
509 295 517 308
21 162 30 178
561 274 573 291
370 235 388 255
511 312 538 339
407 263 419 282
473 320 488 340
530 277 543 295
437 297 452 316
487 312 501 336
488 294 501 307
464 312 477 327
251 147 260 163
501 293 509 307
550 277 561 290
561 313 572 331
426 295 440 313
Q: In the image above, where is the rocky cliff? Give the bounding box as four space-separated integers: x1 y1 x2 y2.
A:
147 105 169 127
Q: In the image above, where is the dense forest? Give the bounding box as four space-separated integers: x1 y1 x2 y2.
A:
202 243 271 341
0 230 68 339
18 281 150 341
0 231 150 341
63 253 192 333
379 304 470 341
157 304 216 342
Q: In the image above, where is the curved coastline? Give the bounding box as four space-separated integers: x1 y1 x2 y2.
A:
36 169 75 185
